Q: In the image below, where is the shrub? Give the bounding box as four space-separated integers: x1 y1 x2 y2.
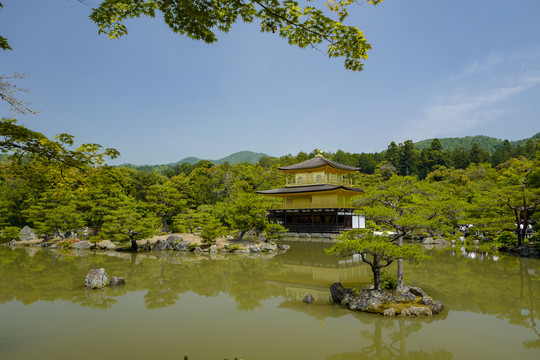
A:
0 226 20 243
56 238 80 250
497 232 517 247
264 223 287 241
228 244 244 252
200 217 224 243
365 220 382 231
379 272 397 290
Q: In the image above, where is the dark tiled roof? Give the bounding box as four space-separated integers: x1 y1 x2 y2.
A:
278 156 360 171
256 184 363 195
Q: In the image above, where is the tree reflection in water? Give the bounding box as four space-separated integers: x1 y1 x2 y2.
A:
0 244 538 354
0 247 286 312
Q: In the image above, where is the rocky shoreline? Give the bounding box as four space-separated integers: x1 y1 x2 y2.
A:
3 232 290 255
329 282 445 317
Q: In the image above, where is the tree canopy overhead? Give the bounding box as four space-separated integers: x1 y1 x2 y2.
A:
89 0 382 71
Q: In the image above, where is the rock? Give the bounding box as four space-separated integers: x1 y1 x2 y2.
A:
422 237 434 244
434 238 450 246
152 239 168 251
330 282 352 303
341 293 354 306
519 247 530 257
403 286 427 298
19 225 37 241
233 249 248 254
85 268 108 290
347 290 399 311
166 235 183 247
431 301 445 314
105 243 117 250
303 294 315 304
210 245 217 253
193 247 202 252
459 236 466 242
421 296 434 306
383 308 396 316
401 307 432 316
7 239 18 246
399 291 417 301
72 240 92 250
248 245 261 253
109 276 125 286
260 243 278 252
278 244 290 250
174 241 191 251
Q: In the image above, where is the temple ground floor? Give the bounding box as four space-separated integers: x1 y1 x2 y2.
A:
267 208 365 234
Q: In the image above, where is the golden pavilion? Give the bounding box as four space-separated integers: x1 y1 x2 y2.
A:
257 153 365 233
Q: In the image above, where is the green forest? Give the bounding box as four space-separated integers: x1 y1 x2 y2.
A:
1 118 539 250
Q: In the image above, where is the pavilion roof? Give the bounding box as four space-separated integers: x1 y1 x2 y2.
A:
278 156 360 172
256 184 363 195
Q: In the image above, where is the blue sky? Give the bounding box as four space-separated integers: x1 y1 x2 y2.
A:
1 0 539 165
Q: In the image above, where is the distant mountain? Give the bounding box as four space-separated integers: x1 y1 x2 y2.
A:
175 151 269 165
120 151 270 172
413 132 540 152
175 156 203 165
214 151 270 165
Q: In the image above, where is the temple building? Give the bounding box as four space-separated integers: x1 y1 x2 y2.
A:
257 153 365 233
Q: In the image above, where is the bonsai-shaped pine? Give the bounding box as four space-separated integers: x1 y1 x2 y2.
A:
263 223 287 242
326 229 428 291
200 216 225 244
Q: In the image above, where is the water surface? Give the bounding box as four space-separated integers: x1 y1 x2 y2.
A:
0 243 538 359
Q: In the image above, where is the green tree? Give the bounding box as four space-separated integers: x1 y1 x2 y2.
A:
200 215 225 244
493 158 540 246
25 189 85 239
100 198 156 250
89 0 382 71
353 175 464 289
326 229 428 290
146 182 187 233
223 192 273 240
1 119 119 170
397 140 418 176
469 143 491 164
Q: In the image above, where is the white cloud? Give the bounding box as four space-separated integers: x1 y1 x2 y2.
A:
399 49 540 141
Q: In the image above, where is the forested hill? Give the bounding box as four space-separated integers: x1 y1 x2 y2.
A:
121 151 269 172
179 151 270 165
414 132 540 152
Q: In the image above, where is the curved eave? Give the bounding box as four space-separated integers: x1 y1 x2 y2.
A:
279 164 356 175
277 156 360 173
256 185 364 197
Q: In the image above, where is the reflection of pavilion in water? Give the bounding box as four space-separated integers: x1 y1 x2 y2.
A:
267 249 375 304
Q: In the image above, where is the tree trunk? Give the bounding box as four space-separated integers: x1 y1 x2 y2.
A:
92 222 99 236
396 235 404 290
372 254 382 290
236 230 246 241
130 237 138 251
161 215 168 233
129 229 138 251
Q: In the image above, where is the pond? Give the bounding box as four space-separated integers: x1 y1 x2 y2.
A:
0 243 538 360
